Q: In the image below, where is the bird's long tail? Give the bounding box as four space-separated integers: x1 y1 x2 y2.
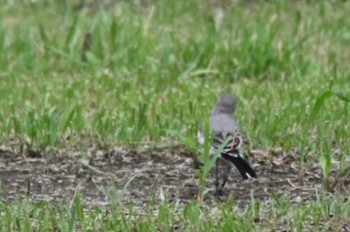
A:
221 152 257 179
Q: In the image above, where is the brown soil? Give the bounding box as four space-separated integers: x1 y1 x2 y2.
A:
0 144 348 211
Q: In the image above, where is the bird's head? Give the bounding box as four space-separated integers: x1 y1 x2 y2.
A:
214 94 236 115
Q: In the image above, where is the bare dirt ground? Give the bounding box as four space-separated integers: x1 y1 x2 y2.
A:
2 143 350 231
2 143 346 212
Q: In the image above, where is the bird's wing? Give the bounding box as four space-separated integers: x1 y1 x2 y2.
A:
212 131 242 153
210 114 242 152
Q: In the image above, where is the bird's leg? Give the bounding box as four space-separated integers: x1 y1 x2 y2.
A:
214 160 223 196
215 160 219 191
221 164 231 189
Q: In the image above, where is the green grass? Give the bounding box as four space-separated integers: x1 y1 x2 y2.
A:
1 193 350 231
1 0 350 230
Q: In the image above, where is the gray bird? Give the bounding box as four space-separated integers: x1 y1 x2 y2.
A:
198 94 257 193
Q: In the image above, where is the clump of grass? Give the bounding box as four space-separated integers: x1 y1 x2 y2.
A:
310 90 350 191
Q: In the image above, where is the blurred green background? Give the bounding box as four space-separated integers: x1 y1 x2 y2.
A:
0 0 349 157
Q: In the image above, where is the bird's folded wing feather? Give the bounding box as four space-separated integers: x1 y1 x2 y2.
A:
212 131 242 153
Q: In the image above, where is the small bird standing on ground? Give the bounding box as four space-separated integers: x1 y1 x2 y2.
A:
197 94 257 194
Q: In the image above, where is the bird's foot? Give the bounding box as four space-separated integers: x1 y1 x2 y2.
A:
214 188 224 196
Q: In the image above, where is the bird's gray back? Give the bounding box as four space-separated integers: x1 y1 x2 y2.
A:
210 113 240 136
